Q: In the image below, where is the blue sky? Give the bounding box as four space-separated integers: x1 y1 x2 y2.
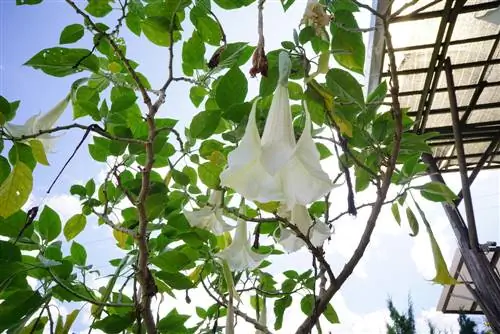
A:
1 0 500 332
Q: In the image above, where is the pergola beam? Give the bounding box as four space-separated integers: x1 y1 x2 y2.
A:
444 57 479 248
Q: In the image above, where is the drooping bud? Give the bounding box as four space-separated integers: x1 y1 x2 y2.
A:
249 44 268 78
208 45 226 69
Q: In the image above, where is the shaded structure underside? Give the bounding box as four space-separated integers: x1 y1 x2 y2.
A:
368 0 500 315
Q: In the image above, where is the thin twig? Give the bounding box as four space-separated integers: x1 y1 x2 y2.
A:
65 0 152 109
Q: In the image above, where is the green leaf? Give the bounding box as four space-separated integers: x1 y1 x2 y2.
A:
141 16 180 47
25 48 99 77
182 31 205 75
213 0 255 9
330 11 365 74
0 290 45 332
412 199 457 285
0 157 8 185
283 270 299 279
37 206 62 242
158 309 190 332
70 184 87 198
315 142 332 160
60 309 80 334
419 182 458 204
151 250 192 272
190 109 222 139
199 139 224 159
92 313 135 333
391 203 401 225
85 179 96 197
28 140 49 165
9 143 36 170
273 295 292 330
0 211 33 239
16 0 43 5
70 241 87 266
281 0 295 11
0 162 33 218
324 303 340 323
198 162 222 189
171 170 190 186
64 214 87 241
155 271 194 289
0 96 14 125
406 207 419 237
59 24 85 44
215 66 248 109
85 0 112 17
189 86 208 107
366 80 387 116
300 294 315 316
326 68 364 109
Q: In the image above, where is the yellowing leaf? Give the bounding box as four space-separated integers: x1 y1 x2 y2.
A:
307 79 334 112
332 113 353 137
0 162 33 218
29 139 49 165
113 229 128 249
412 199 457 285
63 214 87 241
255 201 280 213
108 62 122 73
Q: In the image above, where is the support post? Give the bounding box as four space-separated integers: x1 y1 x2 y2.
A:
443 57 479 249
422 153 500 333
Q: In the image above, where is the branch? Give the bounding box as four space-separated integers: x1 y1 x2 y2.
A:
200 278 273 334
350 0 385 19
64 0 152 109
92 209 138 237
328 192 405 223
1 123 147 145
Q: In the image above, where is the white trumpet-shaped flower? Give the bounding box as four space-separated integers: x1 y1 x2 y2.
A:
184 190 234 235
4 94 70 152
278 204 331 253
216 210 267 272
220 52 334 208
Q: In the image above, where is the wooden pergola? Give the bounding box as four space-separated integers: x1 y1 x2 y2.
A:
366 0 500 327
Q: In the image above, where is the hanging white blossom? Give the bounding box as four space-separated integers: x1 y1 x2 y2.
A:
184 190 234 235
4 94 70 152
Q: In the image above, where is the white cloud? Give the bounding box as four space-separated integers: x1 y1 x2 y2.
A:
416 308 459 334
44 194 81 222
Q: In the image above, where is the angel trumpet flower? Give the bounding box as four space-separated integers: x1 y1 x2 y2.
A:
220 52 333 208
216 207 267 272
4 94 70 152
278 204 331 253
184 190 234 235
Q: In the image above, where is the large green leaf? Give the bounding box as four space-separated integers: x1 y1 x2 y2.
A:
418 182 458 204
273 295 292 330
37 206 62 242
182 31 205 75
151 250 192 272
412 199 457 285
0 162 33 218
213 0 255 9
141 16 180 47
300 294 315 316
330 11 365 74
324 303 340 324
215 66 248 109
0 290 46 331
64 214 86 242
190 109 222 139
155 271 194 290
70 241 87 266
92 313 135 333
24 48 99 77
29 140 49 166
0 211 33 239
326 68 364 109
59 24 85 44
157 309 190 332
198 162 223 189
406 207 419 237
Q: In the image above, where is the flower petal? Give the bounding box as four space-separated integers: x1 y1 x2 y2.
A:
281 107 333 208
220 100 284 202
260 84 295 176
184 207 233 236
34 94 70 132
278 225 306 253
216 220 267 271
